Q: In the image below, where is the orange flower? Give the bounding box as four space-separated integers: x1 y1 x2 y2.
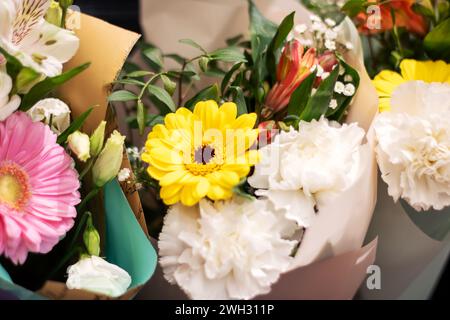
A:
356 0 427 36
264 40 317 116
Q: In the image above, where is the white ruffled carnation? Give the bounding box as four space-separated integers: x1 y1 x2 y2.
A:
249 117 365 201
374 81 450 211
159 198 296 300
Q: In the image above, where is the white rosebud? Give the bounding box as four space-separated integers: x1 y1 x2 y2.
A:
343 83 356 96
325 18 336 27
27 98 71 134
329 99 338 110
334 81 345 94
66 256 131 298
117 168 131 182
67 131 91 162
294 24 308 34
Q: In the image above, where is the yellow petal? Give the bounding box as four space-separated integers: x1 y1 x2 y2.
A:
230 113 257 130
194 177 210 199
207 185 226 201
219 102 237 127
180 185 199 206
147 166 167 180
373 70 405 97
208 170 240 187
160 170 190 187
162 193 180 205
193 100 219 131
160 185 183 200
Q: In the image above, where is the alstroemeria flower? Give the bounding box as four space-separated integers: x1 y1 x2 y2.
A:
356 0 427 36
0 0 79 77
264 40 317 116
0 67 21 121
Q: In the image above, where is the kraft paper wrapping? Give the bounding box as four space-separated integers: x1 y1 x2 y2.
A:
137 0 379 299
35 14 150 300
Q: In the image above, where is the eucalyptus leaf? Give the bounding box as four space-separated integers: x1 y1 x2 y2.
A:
20 62 90 111
147 84 177 113
185 84 220 109
108 90 138 102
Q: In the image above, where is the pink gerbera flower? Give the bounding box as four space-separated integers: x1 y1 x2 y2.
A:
0 112 80 264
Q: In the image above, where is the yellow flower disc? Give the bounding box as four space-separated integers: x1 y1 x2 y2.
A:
142 101 259 206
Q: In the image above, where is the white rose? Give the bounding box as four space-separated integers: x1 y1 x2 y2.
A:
159 198 296 300
66 256 132 297
27 98 71 134
0 69 20 121
374 81 450 211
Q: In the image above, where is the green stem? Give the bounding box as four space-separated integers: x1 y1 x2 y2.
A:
60 8 67 29
47 246 81 280
139 73 165 100
177 55 203 106
77 188 100 214
79 157 94 180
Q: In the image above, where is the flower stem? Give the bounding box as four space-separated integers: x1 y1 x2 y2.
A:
77 188 100 214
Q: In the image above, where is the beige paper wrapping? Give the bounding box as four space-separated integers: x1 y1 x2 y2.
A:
137 0 380 299
36 14 147 300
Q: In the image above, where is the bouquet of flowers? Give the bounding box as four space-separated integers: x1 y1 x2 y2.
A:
0 0 156 300
339 0 450 299
112 0 379 300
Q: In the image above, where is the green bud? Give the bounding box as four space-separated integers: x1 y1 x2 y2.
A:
161 74 176 96
15 67 42 94
59 0 74 9
92 130 125 188
90 121 106 157
83 213 101 257
199 56 210 73
45 0 63 26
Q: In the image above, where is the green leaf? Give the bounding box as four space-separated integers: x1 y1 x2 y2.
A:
226 34 244 46
127 113 164 129
266 12 295 81
341 0 368 17
20 62 90 111
137 100 145 135
185 84 220 109
229 86 248 115
141 46 163 72
287 71 317 118
57 106 94 145
0 46 23 79
199 56 210 72
412 3 437 23
221 62 244 95
328 58 361 122
147 84 176 113
161 74 177 96
179 39 207 54
108 90 138 102
164 54 186 65
299 65 339 122
15 67 41 94
233 179 256 201
424 18 450 62
126 70 153 78
209 47 247 63
113 78 146 86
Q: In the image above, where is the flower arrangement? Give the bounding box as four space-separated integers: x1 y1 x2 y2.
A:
0 0 156 299
111 0 379 300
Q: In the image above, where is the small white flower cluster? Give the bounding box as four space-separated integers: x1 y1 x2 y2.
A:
126 146 142 162
290 15 353 53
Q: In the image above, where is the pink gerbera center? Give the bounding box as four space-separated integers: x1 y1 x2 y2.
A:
0 161 31 210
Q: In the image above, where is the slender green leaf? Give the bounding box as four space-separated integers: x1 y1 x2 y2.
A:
226 34 244 46
229 86 248 115
57 106 94 145
424 18 450 62
185 84 220 110
221 62 244 95
299 65 339 122
127 114 164 129
209 47 247 63
20 62 90 111
137 100 145 135
147 84 176 113
141 46 163 72
266 12 295 81
179 39 207 54
126 70 153 78
287 71 317 117
113 78 146 86
108 90 138 102
0 46 23 79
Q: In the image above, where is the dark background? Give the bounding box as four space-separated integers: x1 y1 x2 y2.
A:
74 0 449 300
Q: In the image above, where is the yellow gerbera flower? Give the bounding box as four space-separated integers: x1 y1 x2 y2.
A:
373 59 450 112
142 100 259 206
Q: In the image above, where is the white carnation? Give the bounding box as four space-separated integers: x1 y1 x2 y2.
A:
158 198 296 300
27 98 71 134
374 81 450 211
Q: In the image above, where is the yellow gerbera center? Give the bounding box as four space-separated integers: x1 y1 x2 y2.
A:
373 59 450 112
142 100 259 206
0 162 30 210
